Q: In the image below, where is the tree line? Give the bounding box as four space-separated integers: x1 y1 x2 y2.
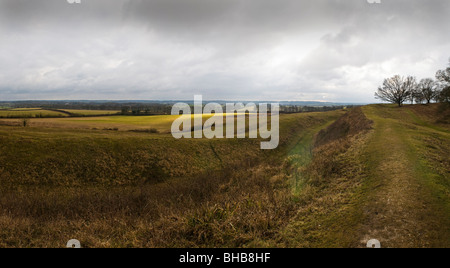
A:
375 59 450 107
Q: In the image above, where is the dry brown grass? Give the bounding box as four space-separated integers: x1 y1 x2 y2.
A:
304 108 373 186
0 140 297 248
0 111 345 247
314 107 373 148
405 103 450 126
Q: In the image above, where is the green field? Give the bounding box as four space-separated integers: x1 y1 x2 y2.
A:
0 105 448 248
0 109 69 118
0 108 121 118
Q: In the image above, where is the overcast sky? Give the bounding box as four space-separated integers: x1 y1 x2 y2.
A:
0 0 449 102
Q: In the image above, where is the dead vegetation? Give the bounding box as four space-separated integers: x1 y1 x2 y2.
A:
0 111 345 247
270 107 375 247
405 103 450 127
314 107 373 148
303 107 373 186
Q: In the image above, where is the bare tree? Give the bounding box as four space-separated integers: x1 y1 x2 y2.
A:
436 59 450 103
417 78 438 104
375 75 416 107
407 87 415 105
440 87 450 103
413 88 425 104
435 84 450 103
436 60 450 84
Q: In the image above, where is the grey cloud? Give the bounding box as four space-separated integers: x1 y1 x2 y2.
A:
0 0 449 102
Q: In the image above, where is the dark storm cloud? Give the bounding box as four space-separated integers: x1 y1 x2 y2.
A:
0 0 449 102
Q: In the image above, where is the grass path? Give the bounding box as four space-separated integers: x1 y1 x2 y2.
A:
359 105 450 247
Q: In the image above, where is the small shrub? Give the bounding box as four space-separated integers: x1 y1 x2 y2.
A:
21 118 29 127
129 128 160 134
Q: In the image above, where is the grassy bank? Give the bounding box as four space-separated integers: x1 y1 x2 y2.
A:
0 110 343 247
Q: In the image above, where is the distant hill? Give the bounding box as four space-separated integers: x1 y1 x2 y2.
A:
0 100 366 109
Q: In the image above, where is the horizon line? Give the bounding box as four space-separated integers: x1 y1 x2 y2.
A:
0 99 370 104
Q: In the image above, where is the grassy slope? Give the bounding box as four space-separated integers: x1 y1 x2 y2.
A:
0 110 344 247
274 107 373 247
273 104 449 248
